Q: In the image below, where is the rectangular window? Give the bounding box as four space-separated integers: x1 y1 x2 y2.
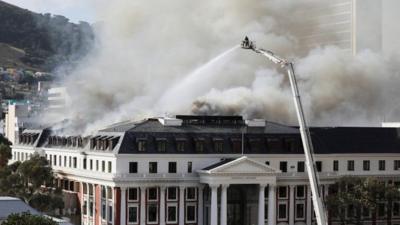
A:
128 188 138 201
54 155 57 166
64 156 67 167
177 141 185 152
168 162 177 173
73 157 77 168
394 160 400 170
297 161 305 172
393 202 400 217
137 140 147 152
149 162 158 173
90 159 93 170
379 160 386 171
278 186 288 199
108 161 112 173
186 187 197 200
363 160 370 171
101 202 106 219
69 156 71 167
195 141 204 152
167 187 177 200
83 200 87 215
378 203 385 218
83 158 87 169
102 161 105 172
157 140 166 152
188 162 192 173
167 205 178 223
129 162 138 173
296 186 305 199
186 204 196 223
316 161 322 172
278 203 287 219
333 160 339 171
128 205 139 223
279 161 287 172
96 160 99 171
147 204 158 223
108 205 113 222
296 203 305 219
347 160 354 171
148 188 158 201
214 141 223 152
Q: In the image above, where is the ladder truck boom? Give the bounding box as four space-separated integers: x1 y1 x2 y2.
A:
241 36 328 225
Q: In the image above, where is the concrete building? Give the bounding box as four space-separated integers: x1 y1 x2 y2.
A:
10 115 400 225
48 87 68 111
4 101 34 144
295 0 400 55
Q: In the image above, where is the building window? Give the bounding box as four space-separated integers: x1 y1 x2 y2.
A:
101 202 106 220
108 205 113 222
102 161 105 172
362 207 370 218
297 161 305 172
167 187 177 200
195 141 204 152
394 160 400 170
296 203 305 219
147 204 158 223
128 188 138 201
83 158 87 169
96 160 99 171
316 161 322 172
64 156 67 167
168 162 177 173
279 161 287 172
108 161 112 173
278 203 287 219
186 204 197 223
137 140 146 152
186 187 197 200
128 205 139 224
157 140 166 152
176 141 185 152
333 160 339 171
149 162 157 173
188 162 192 173
379 160 386 171
68 156 71 167
393 202 400 217
347 160 354 171
378 203 385 218
167 205 178 223
54 155 57 166
89 159 93 170
73 157 77 168
214 141 223 152
296 186 305 199
129 162 138 173
363 160 370 171
147 188 158 201
278 186 288 199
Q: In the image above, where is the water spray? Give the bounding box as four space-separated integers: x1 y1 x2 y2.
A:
241 36 328 225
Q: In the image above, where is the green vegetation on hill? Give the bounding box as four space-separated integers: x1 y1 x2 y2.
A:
0 0 94 71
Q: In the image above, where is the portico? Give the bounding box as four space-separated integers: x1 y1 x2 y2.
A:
198 156 280 225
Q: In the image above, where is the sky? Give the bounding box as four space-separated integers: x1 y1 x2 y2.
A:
4 0 97 23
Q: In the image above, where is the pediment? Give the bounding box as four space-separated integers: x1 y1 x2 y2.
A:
200 156 279 175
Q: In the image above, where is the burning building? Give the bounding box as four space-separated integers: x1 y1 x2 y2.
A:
10 115 400 225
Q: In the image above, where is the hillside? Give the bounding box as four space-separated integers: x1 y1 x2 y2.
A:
0 0 94 72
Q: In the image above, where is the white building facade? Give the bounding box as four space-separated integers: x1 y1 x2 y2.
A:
10 115 400 225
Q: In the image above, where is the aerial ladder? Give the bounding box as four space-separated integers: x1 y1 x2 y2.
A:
241 36 328 225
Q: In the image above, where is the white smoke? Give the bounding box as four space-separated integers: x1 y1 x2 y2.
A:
57 0 400 133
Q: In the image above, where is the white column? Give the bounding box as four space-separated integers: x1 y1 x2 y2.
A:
258 184 266 225
268 184 276 225
198 186 204 225
179 186 185 225
80 182 84 224
93 184 96 225
210 184 219 225
289 185 295 225
105 186 109 222
86 183 90 225
120 187 127 225
221 184 229 225
140 187 146 225
306 185 312 225
160 186 166 225
112 187 115 225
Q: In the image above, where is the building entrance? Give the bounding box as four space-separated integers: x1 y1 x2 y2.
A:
227 184 258 225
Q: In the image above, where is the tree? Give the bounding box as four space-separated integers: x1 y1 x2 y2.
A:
0 135 12 168
2 212 57 225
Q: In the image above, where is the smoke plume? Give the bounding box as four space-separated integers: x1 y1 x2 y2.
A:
57 0 400 133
